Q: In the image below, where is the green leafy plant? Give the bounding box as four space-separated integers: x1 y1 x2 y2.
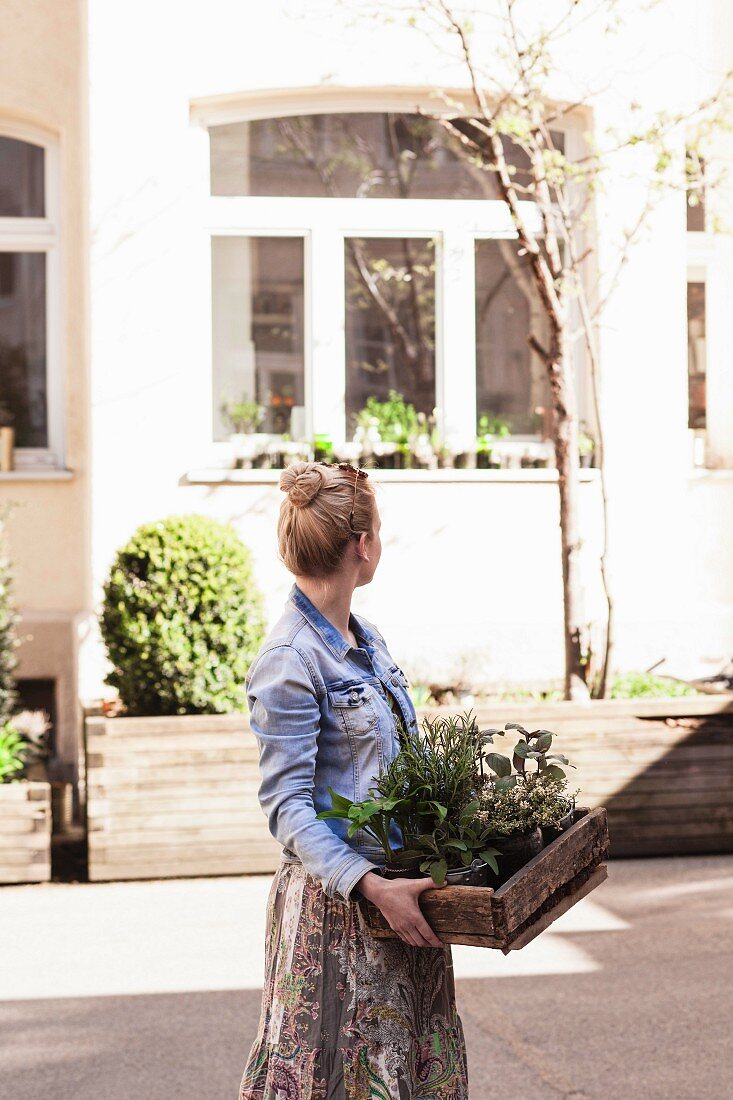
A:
481 723 575 791
100 515 266 715
0 722 26 783
610 671 696 699
398 798 501 884
12 710 51 768
478 723 580 837
477 412 511 441
578 422 595 457
222 399 265 434
355 390 420 445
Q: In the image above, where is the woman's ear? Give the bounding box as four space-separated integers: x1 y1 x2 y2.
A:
357 531 370 562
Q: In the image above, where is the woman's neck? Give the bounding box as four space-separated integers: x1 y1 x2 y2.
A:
295 575 356 644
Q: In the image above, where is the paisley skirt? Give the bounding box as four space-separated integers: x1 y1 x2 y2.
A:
238 859 469 1100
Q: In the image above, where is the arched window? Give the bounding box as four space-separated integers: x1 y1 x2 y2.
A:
0 127 61 467
200 97 572 461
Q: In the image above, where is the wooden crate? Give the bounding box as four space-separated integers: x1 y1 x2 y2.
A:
0 781 52 884
360 807 609 952
84 713 281 881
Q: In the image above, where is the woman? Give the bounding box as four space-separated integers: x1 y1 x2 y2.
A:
239 460 469 1100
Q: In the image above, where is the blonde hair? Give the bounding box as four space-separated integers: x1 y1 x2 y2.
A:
278 461 376 578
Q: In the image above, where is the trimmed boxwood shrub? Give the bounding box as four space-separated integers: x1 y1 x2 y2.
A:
100 515 266 716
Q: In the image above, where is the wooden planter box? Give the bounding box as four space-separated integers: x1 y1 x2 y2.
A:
417 696 733 858
0 781 52 884
361 807 609 951
84 713 281 882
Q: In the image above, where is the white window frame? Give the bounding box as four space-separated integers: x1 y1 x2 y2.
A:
686 233 716 468
0 121 64 469
194 90 573 454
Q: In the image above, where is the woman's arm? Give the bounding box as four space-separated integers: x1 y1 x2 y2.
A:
247 644 378 901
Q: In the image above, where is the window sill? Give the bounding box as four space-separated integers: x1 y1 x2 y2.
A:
0 467 74 482
183 467 601 486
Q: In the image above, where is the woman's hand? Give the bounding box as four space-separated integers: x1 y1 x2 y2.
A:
356 870 445 948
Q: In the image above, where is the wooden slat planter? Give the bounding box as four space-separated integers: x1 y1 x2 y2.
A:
84 713 281 882
361 807 610 952
420 696 733 857
84 694 733 882
0 781 52 884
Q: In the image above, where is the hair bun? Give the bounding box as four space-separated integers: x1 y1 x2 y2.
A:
279 461 327 508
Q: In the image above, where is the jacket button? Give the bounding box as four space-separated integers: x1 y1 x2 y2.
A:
350 689 359 702
391 676 399 686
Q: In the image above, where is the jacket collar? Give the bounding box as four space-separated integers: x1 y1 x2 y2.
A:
288 582 376 660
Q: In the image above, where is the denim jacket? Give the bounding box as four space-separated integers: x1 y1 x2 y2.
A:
245 582 419 901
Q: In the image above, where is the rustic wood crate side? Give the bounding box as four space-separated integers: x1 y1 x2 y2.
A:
492 808 609 936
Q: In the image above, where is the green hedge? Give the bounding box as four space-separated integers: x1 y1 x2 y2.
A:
100 515 266 715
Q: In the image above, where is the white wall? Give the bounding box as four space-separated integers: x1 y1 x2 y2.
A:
86 0 733 693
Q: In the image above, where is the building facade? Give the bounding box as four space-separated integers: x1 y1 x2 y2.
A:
1 0 733 783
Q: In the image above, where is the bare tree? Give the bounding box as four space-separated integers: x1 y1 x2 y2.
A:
351 0 733 698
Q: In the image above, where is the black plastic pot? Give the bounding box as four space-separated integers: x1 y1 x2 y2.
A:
541 806 575 846
488 826 544 886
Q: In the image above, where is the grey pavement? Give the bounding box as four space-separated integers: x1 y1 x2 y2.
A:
1 855 732 1099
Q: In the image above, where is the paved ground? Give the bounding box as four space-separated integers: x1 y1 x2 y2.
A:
1 855 732 1099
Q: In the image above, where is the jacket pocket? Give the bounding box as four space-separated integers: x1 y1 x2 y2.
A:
327 683 378 736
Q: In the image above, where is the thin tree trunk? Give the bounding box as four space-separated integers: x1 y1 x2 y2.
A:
544 329 590 701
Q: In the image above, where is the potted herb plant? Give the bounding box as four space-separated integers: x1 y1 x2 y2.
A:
578 423 596 468
318 710 502 886
476 413 510 469
221 398 267 467
353 391 420 469
398 797 501 886
478 722 578 883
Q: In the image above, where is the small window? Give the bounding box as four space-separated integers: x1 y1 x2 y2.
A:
211 236 305 440
687 281 706 429
475 239 550 436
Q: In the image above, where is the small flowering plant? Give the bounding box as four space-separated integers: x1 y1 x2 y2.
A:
478 723 579 835
476 772 581 836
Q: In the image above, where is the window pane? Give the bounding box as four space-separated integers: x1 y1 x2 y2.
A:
0 137 44 217
0 252 47 447
210 114 564 200
687 281 706 429
475 239 550 436
211 237 305 441
345 237 435 432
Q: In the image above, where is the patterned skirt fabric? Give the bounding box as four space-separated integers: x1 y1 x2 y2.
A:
239 860 469 1100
